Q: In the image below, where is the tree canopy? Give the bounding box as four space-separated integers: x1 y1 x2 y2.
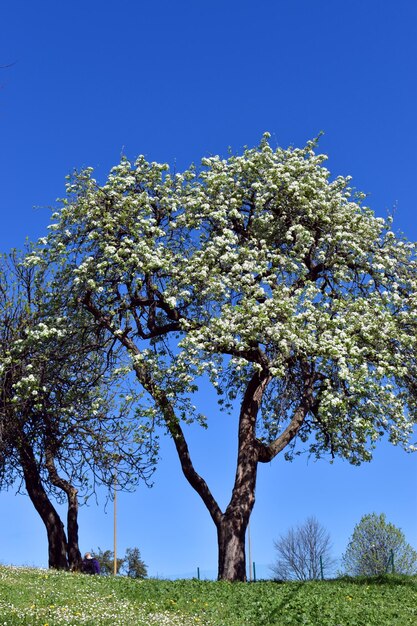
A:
31 134 417 580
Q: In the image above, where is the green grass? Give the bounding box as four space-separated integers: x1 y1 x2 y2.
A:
0 566 416 625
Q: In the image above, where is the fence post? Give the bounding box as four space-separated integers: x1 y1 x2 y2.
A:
253 561 256 582
320 556 324 580
197 567 200 580
386 549 394 574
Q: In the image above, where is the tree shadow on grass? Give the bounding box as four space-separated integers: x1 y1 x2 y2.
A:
262 581 307 625
258 575 417 626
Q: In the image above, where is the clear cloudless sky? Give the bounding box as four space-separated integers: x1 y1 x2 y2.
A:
0 0 416 578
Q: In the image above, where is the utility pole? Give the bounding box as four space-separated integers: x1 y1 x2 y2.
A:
247 520 252 581
113 470 117 576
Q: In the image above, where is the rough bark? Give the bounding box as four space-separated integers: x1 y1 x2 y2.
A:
18 439 68 569
217 510 249 581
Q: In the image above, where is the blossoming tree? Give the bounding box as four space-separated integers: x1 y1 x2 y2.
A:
39 135 417 580
342 512 417 576
0 251 155 569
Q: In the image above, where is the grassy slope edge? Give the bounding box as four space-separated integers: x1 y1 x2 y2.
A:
0 566 416 625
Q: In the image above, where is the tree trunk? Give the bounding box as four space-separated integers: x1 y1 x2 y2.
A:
156 369 268 581
214 448 257 580
125 331 311 581
217 508 250 581
66 487 82 570
45 448 82 570
213 371 269 580
18 440 68 569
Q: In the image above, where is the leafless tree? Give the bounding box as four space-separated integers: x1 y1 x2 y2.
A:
271 516 335 580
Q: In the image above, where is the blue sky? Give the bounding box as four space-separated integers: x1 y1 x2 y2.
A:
0 0 416 578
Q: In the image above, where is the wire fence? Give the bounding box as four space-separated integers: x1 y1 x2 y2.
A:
151 562 324 581
151 558 348 581
151 551 399 581
150 565 272 581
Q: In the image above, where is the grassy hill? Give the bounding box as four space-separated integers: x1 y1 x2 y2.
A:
0 565 416 625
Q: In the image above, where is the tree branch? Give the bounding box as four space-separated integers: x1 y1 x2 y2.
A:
258 373 317 462
81 290 223 526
